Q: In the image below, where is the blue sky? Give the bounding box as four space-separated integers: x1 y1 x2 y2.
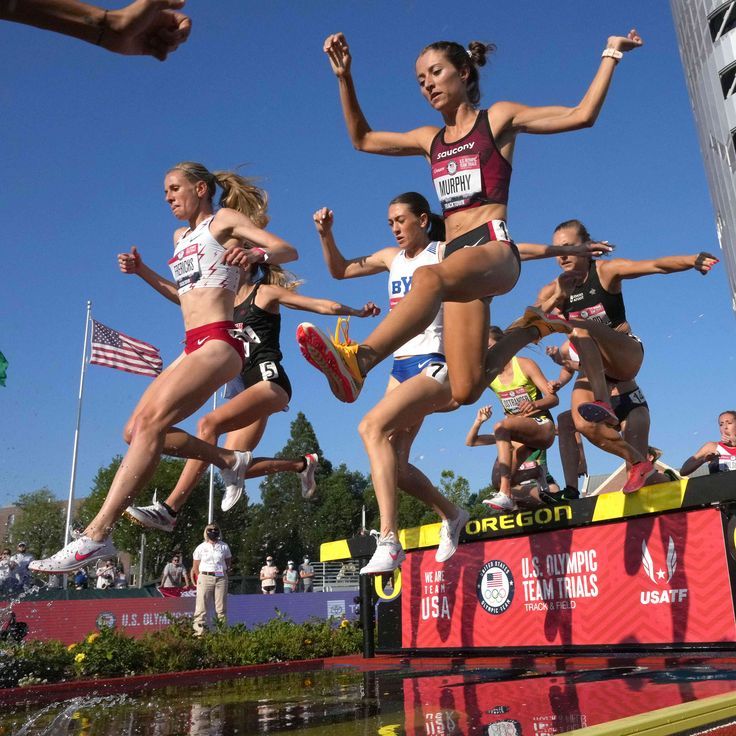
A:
1 2 733 511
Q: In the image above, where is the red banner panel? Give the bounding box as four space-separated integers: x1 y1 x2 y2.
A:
401 508 736 649
10 598 195 644
403 670 736 735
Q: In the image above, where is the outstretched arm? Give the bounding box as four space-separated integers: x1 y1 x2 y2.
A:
517 241 612 262
324 33 436 156
680 442 719 477
118 246 180 304
492 30 642 137
267 285 381 318
1 0 191 61
313 207 397 279
600 252 718 288
466 406 497 447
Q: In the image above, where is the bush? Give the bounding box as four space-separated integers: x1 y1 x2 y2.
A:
0 616 363 688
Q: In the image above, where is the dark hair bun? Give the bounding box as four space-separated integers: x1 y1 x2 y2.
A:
467 41 496 67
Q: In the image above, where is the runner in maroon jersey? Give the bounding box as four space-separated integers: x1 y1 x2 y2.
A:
297 29 642 407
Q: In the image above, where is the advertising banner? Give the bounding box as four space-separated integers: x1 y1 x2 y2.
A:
401 508 736 649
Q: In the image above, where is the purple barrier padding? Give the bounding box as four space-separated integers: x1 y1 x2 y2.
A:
226 591 359 627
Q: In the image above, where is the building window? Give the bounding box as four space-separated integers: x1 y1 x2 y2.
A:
721 63 736 99
710 2 736 42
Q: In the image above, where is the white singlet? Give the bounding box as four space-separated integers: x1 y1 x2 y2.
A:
388 241 444 357
712 443 736 473
168 216 240 295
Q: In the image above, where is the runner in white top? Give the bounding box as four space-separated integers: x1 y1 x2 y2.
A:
680 411 736 476
31 161 297 574
310 193 468 574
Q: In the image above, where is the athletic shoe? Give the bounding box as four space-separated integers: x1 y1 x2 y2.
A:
300 453 319 499
506 307 571 343
359 532 406 575
482 493 518 512
221 450 253 511
124 501 176 532
560 485 581 500
29 535 116 574
578 400 619 426
622 461 655 494
435 508 470 563
296 322 363 403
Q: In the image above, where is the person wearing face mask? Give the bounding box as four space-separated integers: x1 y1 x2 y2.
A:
260 556 279 594
283 561 299 593
299 556 314 592
0 549 17 597
191 524 231 635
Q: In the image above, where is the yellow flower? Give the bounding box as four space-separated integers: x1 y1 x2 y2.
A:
74 653 86 663
339 619 349 629
67 643 77 651
86 633 99 644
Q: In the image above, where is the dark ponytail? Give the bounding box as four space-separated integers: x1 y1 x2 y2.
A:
389 191 445 242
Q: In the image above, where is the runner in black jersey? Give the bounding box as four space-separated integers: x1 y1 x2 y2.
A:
122 250 379 532
509 218 717 493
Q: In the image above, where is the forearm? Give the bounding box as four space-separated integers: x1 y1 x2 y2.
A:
651 255 696 274
573 56 619 129
517 242 556 261
319 232 349 278
557 367 575 389
0 0 105 43
532 394 559 412
137 263 180 303
679 456 705 477
466 422 495 446
337 74 373 150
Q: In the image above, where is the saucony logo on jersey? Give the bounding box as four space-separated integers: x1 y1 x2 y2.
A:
436 142 475 158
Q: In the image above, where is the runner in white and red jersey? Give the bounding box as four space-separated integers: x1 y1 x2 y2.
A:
31 162 297 574
681 411 736 476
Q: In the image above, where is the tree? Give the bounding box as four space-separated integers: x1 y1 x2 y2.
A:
10 488 65 559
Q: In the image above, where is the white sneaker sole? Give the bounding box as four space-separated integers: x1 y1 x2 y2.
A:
359 549 406 575
124 507 175 533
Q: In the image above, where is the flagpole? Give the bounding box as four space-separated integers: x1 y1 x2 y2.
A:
65 301 92 547
207 390 218 524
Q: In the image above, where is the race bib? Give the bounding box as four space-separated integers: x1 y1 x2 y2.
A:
423 361 448 384
230 324 260 358
168 244 201 289
432 155 482 211
497 387 533 414
567 302 611 325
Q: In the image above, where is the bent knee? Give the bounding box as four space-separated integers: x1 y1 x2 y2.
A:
196 415 219 441
358 414 387 443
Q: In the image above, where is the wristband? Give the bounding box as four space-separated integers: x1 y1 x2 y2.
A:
251 247 269 263
695 251 717 274
601 47 623 61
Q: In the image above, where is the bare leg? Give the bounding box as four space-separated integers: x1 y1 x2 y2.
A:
557 410 583 489
85 342 242 540
485 327 541 385
443 299 490 405
356 243 520 376
164 381 289 511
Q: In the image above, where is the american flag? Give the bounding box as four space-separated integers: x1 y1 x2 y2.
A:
90 320 163 377
486 571 504 588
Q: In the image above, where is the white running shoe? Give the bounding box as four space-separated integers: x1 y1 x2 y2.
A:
435 508 470 563
300 453 319 499
359 532 406 575
482 493 518 512
29 535 116 574
221 450 252 511
124 501 176 532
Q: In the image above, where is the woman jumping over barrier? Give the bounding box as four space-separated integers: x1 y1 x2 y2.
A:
515 219 717 492
118 249 380 531
465 326 558 511
31 162 298 572
310 193 468 574
680 411 736 476
121 247 379 532
297 28 642 407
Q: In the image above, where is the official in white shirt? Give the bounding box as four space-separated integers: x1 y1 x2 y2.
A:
191 524 231 635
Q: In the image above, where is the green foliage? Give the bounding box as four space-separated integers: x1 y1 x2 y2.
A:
9 488 66 557
0 617 362 688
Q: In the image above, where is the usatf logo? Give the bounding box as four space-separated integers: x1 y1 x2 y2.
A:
96 611 116 629
477 560 514 615
640 537 688 605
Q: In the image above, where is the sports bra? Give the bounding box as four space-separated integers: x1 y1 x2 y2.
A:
232 283 283 365
562 260 627 328
490 357 551 420
429 110 512 217
709 442 736 474
168 216 240 295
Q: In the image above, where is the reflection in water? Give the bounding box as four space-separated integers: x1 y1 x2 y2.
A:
4 658 736 735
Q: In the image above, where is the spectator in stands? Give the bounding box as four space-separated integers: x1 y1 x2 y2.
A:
160 553 190 588
73 567 89 590
11 542 34 591
192 524 232 636
0 549 17 597
283 561 299 593
260 556 279 594
680 411 736 476
95 560 115 589
114 567 128 589
299 556 314 593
